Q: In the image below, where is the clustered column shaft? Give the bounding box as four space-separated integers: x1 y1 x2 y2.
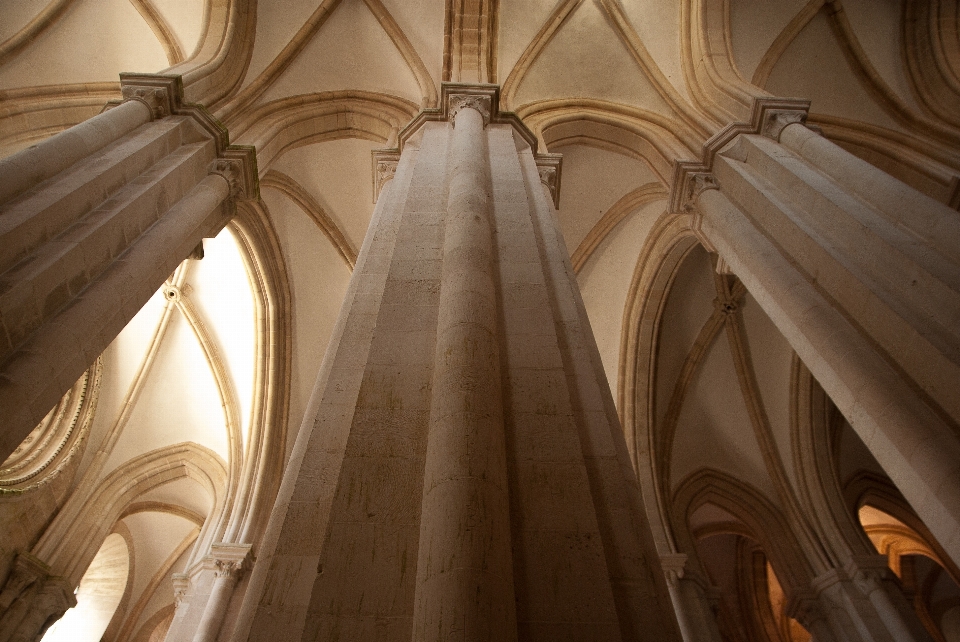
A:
412 104 518 642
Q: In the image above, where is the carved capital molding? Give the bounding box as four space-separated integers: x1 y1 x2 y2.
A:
372 149 401 203
754 98 811 142
843 555 893 596
35 577 76 616
449 93 493 125
684 172 719 210
214 559 245 578
118 73 182 120
121 87 170 120
536 153 563 209
668 96 812 215
172 573 189 608
207 543 253 581
659 553 688 588
374 84 564 207
210 159 245 199
672 167 720 252
111 75 260 202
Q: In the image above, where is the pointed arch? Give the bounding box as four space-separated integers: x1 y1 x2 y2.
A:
570 182 667 274
672 469 816 595
164 0 258 107
230 91 418 171
751 0 823 88
223 202 293 545
217 0 436 119
617 210 699 555
500 0 582 110
0 0 78 67
173 291 243 517
260 170 357 269
791 356 878 566
32 443 228 587
680 0 767 124
517 99 697 182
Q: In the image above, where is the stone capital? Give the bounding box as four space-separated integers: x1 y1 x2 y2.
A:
372 149 401 203
374 84 564 207
209 159 245 199
449 93 493 125
535 153 563 209
761 109 808 141
786 591 827 629
207 543 253 580
752 97 811 142
35 578 76 615
216 145 259 201
659 553 688 587
684 172 719 209
119 73 182 120
843 555 893 595
172 573 189 608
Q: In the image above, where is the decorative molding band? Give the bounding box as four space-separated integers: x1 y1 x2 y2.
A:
535 153 563 209
202 543 253 579
210 159 246 199
0 359 102 494
668 97 811 214
372 149 401 203
449 92 493 125
109 74 260 201
117 73 182 120
372 83 563 206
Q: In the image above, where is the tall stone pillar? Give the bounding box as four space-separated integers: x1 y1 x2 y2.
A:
660 555 723 642
0 73 257 462
673 98 960 569
411 98 517 640
230 84 681 642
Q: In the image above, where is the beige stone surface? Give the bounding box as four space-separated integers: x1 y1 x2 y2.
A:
2 3 960 641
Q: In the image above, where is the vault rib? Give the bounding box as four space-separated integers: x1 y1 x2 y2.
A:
129 0 185 65
571 182 667 274
261 169 358 270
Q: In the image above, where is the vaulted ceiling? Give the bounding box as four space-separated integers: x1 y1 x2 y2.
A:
2 0 959 639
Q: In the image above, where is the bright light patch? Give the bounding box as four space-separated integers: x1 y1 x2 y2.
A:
187 227 257 447
42 534 128 642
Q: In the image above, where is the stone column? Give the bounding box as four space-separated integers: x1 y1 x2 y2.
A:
789 594 839 642
192 545 252 642
0 87 154 204
411 99 517 641
230 84 682 642
660 555 723 642
844 557 931 642
0 73 257 462
674 98 960 568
